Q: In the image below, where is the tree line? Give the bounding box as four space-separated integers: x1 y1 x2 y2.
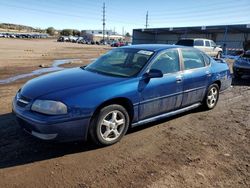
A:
46 27 80 36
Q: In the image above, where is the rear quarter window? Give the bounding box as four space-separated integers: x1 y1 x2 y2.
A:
202 53 211 66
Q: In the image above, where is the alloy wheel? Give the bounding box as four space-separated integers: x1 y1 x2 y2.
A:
207 87 218 108
99 110 126 142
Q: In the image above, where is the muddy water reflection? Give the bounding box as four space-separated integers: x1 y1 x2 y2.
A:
0 59 81 84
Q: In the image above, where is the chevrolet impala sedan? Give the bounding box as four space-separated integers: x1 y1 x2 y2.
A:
13 45 232 146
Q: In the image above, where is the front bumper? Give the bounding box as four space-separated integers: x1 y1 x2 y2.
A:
13 96 91 142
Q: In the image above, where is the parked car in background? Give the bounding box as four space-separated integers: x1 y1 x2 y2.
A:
13 45 232 146
0 33 48 39
69 36 78 43
57 36 70 42
57 36 64 42
111 41 125 47
233 50 250 79
125 42 132 46
77 38 86 44
176 38 223 58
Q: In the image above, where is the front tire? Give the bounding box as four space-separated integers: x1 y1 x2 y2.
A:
217 51 222 59
89 104 130 146
203 84 219 110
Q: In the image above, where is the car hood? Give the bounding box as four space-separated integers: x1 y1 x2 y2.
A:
20 68 125 99
234 56 250 67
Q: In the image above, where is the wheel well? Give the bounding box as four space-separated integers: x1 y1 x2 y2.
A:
213 80 221 89
92 97 134 122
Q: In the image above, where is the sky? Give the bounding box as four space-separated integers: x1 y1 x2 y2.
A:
0 0 250 34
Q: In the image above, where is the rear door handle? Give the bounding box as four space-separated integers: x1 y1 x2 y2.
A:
206 71 211 77
176 76 183 83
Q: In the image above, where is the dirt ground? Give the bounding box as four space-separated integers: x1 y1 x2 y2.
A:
0 39 249 188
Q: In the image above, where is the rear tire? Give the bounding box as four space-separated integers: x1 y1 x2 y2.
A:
89 104 130 146
203 84 219 110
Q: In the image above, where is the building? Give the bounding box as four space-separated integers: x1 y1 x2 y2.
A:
133 24 250 51
80 30 124 42
82 30 115 35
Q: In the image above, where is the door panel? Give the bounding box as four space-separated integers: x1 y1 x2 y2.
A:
138 49 183 120
139 74 183 120
182 68 209 107
181 49 210 107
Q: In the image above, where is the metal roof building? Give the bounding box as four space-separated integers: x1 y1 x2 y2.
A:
133 24 250 51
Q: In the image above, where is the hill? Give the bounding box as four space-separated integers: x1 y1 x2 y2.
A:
0 23 42 33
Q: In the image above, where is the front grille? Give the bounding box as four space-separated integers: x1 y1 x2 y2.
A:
17 94 31 108
237 68 250 73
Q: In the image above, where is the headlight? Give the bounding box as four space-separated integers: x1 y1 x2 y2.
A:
31 100 67 115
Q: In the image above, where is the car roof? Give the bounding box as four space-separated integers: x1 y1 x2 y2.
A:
121 44 185 52
179 38 212 41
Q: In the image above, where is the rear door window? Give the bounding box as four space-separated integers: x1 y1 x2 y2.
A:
194 40 204 46
182 49 206 70
202 53 211 66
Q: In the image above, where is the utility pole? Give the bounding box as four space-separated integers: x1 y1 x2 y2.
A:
122 27 124 36
145 11 149 28
102 2 106 42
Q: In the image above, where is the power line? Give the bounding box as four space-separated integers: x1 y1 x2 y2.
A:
150 10 250 24
0 3 99 21
0 2 142 27
149 0 240 15
150 5 250 20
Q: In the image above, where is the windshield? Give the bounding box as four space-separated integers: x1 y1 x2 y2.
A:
85 48 154 77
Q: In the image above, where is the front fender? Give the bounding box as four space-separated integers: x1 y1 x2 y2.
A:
40 78 141 120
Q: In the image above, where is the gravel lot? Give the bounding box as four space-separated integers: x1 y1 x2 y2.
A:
0 39 249 188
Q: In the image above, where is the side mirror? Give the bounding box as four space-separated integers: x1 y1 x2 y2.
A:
143 69 163 79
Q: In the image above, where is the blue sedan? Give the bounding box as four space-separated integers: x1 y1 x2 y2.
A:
233 50 250 78
13 45 232 146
